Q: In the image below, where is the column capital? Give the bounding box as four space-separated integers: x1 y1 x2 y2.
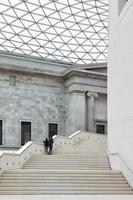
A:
86 91 98 98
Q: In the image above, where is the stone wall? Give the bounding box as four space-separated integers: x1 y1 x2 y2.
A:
0 71 65 146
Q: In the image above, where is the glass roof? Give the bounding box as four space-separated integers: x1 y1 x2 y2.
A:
0 0 108 64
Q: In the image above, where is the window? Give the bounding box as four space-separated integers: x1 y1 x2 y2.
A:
0 120 3 145
48 123 58 138
21 121 31 146
9 75 16 86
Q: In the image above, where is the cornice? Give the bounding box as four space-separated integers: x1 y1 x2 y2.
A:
0 63 107 81
0 64 62 77
63 68 107 80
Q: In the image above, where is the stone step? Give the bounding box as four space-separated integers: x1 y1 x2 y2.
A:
26 164 110 167
30 158 108 162
32 155 108 158
0 180 127 184
0 190 132 195
28 161 109 164
28 159 109 162
23 167 110 170
2 176 125 181
0 182 129 187
25 166 110 169
2 173 124 178
31 155 108 157
27 160 109 163
0 186 131 191
26 162 110 164
32 155 107 156
4 172 121 177
6 169 121 174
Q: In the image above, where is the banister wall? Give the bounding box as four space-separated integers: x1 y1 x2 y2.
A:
53 130 82 147
0 142 44 172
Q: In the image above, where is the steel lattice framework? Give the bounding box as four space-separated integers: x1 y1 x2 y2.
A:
0 0 108 64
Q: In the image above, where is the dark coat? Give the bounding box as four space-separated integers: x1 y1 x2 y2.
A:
43 138 49 147
49 138 54 147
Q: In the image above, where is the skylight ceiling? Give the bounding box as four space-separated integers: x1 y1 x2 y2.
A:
0 0 108 64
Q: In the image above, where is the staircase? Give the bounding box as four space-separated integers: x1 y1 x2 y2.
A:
0 133 132 195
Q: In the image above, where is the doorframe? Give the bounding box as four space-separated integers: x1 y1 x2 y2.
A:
95 120 107 134
20 120 33 146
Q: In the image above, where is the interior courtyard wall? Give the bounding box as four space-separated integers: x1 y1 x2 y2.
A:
109 0 133 170
0 54 107 146
0 71 65 146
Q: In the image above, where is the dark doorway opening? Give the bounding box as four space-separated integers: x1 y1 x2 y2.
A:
21 121 31 146
96 124 105 134
0 120 2 145
48 123 58 138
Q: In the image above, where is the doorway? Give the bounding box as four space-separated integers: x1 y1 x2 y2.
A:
48 123 58 138
95 121 107 134
96 124 105 134
0 120 2 145
21 121 31 145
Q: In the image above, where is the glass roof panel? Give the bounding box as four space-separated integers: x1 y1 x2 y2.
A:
0 0 108 64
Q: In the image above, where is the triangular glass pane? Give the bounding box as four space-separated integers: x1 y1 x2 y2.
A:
26 3 38 12
15 3 27 12
3 15 15 23
14 8 27 18
0 4 9 13
33 7 45 16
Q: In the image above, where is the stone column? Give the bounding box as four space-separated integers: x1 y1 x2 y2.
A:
86 92 98 133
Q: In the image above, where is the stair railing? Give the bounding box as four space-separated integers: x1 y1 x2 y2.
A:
53 130 82 147
0 142 44 173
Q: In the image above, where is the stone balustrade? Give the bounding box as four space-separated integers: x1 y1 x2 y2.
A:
0 142 44 172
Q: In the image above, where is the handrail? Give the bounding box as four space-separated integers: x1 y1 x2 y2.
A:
109 152 133 174
0 142 32 158
53 130 81 140
0 141 44 158
68 130 80 139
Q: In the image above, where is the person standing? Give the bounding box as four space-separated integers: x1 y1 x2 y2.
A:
43 138 49 154
48 136 54 154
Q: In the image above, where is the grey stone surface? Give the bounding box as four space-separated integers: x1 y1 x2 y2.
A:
0 72 65 146
0 56 107 147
